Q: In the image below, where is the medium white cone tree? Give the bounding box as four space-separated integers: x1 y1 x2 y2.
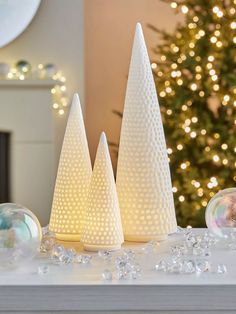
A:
116 23 177 242
49 93 92 241
82 132 124 251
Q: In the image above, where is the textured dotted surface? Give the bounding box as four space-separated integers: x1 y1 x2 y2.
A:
82 133 124 249
116 24 177 241
49 94 92 239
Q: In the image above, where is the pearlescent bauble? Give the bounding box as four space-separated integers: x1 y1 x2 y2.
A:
205 188 236 238
0 203 42 268
15 60 31 74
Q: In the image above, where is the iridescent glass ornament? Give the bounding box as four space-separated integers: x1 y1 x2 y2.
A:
0 203 42 268
205 188 236 238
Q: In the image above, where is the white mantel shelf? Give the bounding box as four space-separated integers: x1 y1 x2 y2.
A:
0 79 60 88
0 228 236 314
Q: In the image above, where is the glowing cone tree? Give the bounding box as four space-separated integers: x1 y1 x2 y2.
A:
82 132 124 251
116 23 177 242
49 94 92 241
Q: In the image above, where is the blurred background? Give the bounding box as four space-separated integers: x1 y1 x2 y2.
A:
0 0 235 227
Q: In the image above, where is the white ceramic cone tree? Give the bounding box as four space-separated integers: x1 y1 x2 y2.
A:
82 132 124 251
116 23 177 242
49 94 92 241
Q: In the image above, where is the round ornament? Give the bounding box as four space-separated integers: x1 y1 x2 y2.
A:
44 63 57 78
15 60 31 74
205 188 236 238
0 203 42 268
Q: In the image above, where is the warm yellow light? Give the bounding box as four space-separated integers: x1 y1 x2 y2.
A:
191 117 198 123
19 74 25 80
233 37 236 44
199 91 205 97
58 109 65 115
171 1 177 8
61 85 66 92
190 131 197 138
216 41 222 48
161 55 166 61
151 63 157 69
214 133 220 139
191 83 197 91
38 63 43 70
51 88 56 94
231 22 236 29
208 56 214 62
214 30 221 36
195 65 202 72
212 6 219 13
206 63 213 69
167 148 173 154
202 200 208 207
171 63 178 69
189 42 195 48
213 155 220 162
184 126 191 133
53 103 59 109
172 186 178 192
179 195 185 202
189 50 195 57
222 159 228 165
216 10 223 18
7 72 13 79
160 91 166 97
198 30 205 37
182 104 188 111
166 87 172 93
180 163 187 169
166 109 172 115
210 36 217 43
185 119 191 126
221 143 228 150
177 79 183 85
205 146 210 152
209 69 216 76
201 129 206 135
181 5 189 13
213 84 220 91
223 95 230 102
177 144 183 150
212 75 218 81
196 74 201 80
193 16 199 22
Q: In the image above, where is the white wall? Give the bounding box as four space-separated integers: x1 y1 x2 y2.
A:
0 0 84 162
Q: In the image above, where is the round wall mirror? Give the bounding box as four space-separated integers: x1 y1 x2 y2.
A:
0 0 41 48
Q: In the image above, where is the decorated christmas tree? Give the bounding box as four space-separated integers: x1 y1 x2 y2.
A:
149 0 236 227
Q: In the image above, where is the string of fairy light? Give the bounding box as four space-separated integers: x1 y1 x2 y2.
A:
3 63 68 116
151 0 236 213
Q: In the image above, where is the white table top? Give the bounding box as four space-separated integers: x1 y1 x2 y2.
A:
1 228 236 312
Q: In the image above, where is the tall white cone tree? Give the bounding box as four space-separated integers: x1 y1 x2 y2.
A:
49 93 92 241
82 132 124 251
116 23 177 242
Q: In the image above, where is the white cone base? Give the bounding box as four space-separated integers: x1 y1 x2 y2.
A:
55 233 81 242
83 243 121 252
125 234 167 242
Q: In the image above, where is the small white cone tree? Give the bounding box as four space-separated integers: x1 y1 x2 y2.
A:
49 93 92 241
116 23 177 242
82 132 124 251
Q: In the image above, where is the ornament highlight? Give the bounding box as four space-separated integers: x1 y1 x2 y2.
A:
205 188 236 238
49 94 92 241
0 203 42 269
82 132 124 251
116 23 177 242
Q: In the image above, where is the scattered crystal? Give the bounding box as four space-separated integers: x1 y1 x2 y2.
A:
228 243 236 250
181 260 195 274
38 265 49 275
216 264 227 274
167 262 182 274
98 250 112 260
155 260 167 271
102 269 113 280
195 260 211 273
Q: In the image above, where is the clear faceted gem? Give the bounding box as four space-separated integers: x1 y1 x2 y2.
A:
102 269 113 280
38 265 49 275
